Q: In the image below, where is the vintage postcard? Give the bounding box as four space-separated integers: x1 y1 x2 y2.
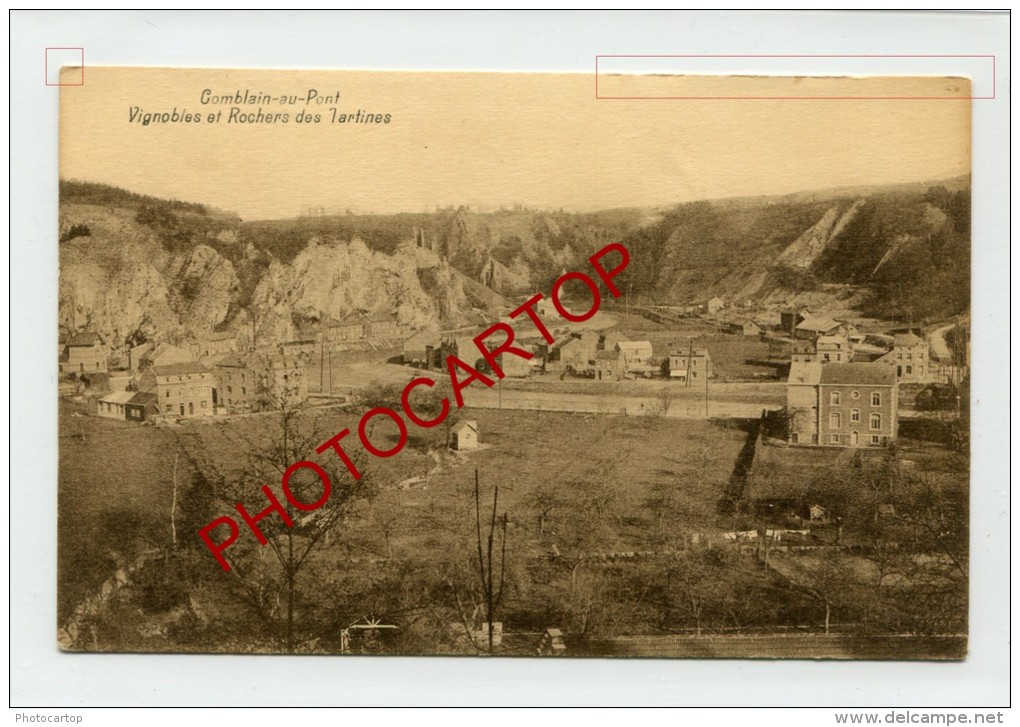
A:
58 67 971 658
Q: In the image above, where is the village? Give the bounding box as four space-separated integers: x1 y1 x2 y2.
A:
59 223 978 665
60 280 968 448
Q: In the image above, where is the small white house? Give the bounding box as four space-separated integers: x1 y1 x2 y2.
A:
449 420 480 451
97 390 135 420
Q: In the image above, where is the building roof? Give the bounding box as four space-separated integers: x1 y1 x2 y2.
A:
818 362 897 386
451 420 478 434
144 342 193 364
595 350 619 361
816 335 849 346
215 352 249 369
128 391 158 406
66 332 101 347
617 340 653 352
788 361 823 385
795 317 842 333
152 362 211 377
893 332 925 347
99 390 136 405
341 312 371 325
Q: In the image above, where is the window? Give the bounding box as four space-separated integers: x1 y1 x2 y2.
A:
905 366 912 375
830 391 841 405
178 389 183 397
829 412 841 429
242 387 246 395
906 353 912 360
871 392 881 406
830 434 841 444
870 413 882 431
851 408 860 423
871 435 881 445
227 386 232 394
851 390 860 399
201 400 207 408
836 354 842 362
165 390 169 398
823 353 831 362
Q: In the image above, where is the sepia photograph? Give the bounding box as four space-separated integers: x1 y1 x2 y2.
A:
54 67 976 660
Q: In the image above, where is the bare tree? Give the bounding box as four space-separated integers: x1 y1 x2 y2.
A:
181 410 374 652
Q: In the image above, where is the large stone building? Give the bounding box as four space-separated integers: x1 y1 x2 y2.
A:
149 361 215 418
787 362 897 447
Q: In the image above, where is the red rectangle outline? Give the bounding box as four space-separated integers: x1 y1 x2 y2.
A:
595 54 994 100
46 47 85 86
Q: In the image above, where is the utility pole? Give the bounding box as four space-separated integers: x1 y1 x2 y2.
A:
705 361 709 418
474 470 507 655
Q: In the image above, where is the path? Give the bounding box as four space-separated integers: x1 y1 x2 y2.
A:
462 387 778 419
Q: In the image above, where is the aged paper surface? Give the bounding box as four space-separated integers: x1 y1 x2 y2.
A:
58 68 971 657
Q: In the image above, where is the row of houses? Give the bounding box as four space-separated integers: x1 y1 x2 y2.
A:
402 326 716 385
318 312 402 345
94 340 310 422
790 329 933 385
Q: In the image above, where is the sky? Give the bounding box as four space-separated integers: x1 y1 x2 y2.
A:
60 68 971 219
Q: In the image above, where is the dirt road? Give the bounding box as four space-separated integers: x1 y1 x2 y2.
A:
928 322 956 362
462 386 779 419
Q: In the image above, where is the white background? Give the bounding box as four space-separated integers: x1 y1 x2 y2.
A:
8 9 1011 710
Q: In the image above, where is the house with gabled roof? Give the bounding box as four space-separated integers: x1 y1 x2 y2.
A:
449 420 480 450
97 390 135 420
60 332 108 375
875 331 932 383
125 391 159 422
595 349 622 382
794 317 846 341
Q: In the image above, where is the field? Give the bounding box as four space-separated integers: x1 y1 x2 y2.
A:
58 400 753 646
58 384 968 654
599 312 791 380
